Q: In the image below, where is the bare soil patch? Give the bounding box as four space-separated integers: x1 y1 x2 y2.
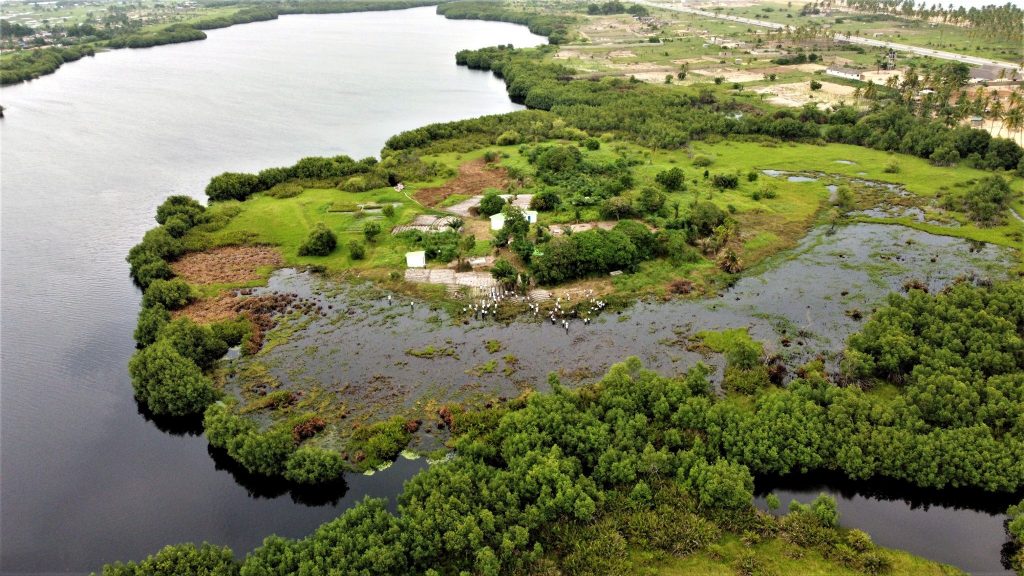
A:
170 246 282 285
413 159 508 207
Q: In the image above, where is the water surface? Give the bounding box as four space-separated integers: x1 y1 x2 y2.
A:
0 8 543 573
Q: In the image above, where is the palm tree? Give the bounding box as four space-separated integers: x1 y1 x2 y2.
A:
990 98 1005 137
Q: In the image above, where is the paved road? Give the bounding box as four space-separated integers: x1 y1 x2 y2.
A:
636 0 1023 74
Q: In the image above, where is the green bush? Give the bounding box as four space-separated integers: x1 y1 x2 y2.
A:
142 278 193 310
97 542 238 576
134 305 170 347
284 446 345 484
711 173 739 189
158 317 229 370
128 340 216 416
205 172 261 202
297 224 337 256
529 189 561 211
349 416 412 469
229 428 295 477
155 195 206 227
655 167 685 191
479 192 506 217
364 221 382 243
349 240 366 260
686 459 754 509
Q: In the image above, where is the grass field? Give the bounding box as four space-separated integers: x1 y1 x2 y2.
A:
186 135 1022 300
643 535 966 576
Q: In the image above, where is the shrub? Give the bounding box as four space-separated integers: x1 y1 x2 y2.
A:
158 317 229 370
810 79 822 91
349 240 366 260
692 155 713 167
96 543 238 576
229 428 295 476
349 416 412 469
155 195 205 227
298 224 337 257
265 182 303 198
490 258 518 287
686 459 754 509
495 129 521 146
364 221 382 243
283 446 345 484
599 196 637 220
128 340 216 416
637 186 667 214
656 167 686 191
205 172 261 202
382 204 396 218
712 173 739 189
614 220 656 260
690 202 727 237
134 304 170 347
479 192 506 217
529 189 561 211
142 278 193 310
584 137 601 150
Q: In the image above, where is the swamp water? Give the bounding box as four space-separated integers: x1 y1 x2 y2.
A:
229 222 1017 574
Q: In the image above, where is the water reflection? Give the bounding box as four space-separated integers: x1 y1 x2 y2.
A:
207 446 351 507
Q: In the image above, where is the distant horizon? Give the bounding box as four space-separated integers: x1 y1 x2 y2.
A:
0 0 1021 5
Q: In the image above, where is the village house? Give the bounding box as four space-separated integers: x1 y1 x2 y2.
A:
825 66 864 81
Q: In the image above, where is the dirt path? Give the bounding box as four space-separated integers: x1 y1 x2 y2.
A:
413 159 509 207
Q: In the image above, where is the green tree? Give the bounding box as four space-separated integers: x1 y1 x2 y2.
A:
479 191 506 217
128 340 216 416
134 304 170 347
142 278 193 310
298 224 337 256
364 221 382 243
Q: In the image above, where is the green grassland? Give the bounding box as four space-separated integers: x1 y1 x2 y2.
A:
186 135 1022 301
645 534 965 576
709 0 1022 63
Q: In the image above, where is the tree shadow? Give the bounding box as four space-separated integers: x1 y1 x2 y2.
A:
754 468 1023 515
135 399 204 436
207 445 349 507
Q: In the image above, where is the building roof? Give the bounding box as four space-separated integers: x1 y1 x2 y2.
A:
969 66 1009 81
826 66 863 76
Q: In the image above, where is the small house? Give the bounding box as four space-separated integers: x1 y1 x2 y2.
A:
490 213 506 231
524 210 538 224
405 251 426 268
970 115 985 128
825 67 863 81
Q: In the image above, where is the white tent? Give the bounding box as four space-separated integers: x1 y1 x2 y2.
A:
405 251 426 268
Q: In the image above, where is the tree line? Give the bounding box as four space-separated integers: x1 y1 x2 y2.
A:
441 44 1024 174
0 0 446 86
97 280 1022 573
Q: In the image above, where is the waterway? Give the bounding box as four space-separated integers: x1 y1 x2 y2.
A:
0 7 542 573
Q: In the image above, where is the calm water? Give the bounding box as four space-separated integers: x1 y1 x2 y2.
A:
0 8 542 574
0 6 1016 576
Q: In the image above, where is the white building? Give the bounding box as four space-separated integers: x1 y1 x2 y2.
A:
825 67 863 81
524 210 538 224
405 251 426 268
490 213 506 231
